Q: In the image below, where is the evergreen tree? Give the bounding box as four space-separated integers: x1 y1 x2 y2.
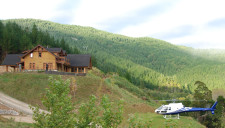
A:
20 34 32 51
193 81 212 107
0 20 3 41
60 38 66 49
2 23 11 54
192 81 213 125
204 96 225 128
0 21 80 59
31 24 38 45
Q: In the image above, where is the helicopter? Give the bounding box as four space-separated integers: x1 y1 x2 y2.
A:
155 101 218 119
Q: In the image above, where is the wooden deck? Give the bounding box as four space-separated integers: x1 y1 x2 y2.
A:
45 71 86 76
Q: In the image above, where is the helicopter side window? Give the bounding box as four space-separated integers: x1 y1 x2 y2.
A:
164 107 168 110
169 107 171 110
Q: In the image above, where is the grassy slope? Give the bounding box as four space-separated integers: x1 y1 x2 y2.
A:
0 69 205 127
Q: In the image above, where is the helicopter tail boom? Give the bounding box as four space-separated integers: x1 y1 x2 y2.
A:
211 101 218 110
210 101 217 114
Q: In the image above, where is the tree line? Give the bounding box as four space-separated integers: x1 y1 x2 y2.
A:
0 20 79 63
182 81 225 128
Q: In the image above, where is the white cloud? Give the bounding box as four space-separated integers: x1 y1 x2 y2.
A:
117 0 225 48
1 0 225 49
0 0 64 20
168 27 225 49
71 0 159 29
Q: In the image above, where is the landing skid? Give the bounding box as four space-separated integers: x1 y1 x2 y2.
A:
163 114 180 119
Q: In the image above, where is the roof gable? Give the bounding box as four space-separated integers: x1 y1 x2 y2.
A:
21 45 58 59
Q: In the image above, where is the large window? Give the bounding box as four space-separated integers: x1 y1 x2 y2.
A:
43 63 53 70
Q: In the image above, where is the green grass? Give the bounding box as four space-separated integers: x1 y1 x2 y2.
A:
0 69 205 127
138 113 205 128
0 116 32 128
0 72 49 108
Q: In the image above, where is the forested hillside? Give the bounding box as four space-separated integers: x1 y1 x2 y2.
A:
2 19 225 92
0 20 79 63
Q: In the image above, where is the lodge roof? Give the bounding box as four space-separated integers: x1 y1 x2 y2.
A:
21 45 58 59
46 48 62 52
67 54 91 67
1 45 91 68
63 50 66 55
1 54 23 66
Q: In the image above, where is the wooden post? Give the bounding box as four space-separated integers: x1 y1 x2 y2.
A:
61 64 64 72
6 65 8 72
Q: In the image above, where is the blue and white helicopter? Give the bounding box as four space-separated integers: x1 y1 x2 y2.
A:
155 101 218 119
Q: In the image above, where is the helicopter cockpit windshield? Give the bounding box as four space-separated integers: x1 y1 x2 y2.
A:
157 105 164 110
155 105 170 114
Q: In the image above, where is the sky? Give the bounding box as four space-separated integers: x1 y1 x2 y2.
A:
1 0 225 49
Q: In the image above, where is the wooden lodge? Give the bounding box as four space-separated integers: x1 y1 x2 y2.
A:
1 45 92 74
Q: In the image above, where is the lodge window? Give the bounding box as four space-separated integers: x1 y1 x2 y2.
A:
39 52 42 57
43 63 46 70
30 53 33 58
78 67 84 73
43 63 52 70
29 63 35 69
75 68 78 73
48 63 52 70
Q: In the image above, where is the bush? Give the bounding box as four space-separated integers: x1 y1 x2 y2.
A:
31 76 124 128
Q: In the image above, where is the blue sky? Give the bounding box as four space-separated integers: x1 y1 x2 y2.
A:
1 0 225 49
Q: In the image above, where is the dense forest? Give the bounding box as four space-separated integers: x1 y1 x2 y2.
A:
1 19 225 95
0 20 79 63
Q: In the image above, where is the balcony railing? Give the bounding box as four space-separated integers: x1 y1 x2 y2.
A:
56 57 70 65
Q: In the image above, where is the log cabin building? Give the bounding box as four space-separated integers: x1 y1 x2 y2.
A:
1 45 92 74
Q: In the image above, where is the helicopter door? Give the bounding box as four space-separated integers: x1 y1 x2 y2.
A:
160 106 168 114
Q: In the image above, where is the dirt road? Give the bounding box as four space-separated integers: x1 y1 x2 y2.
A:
0 92 47 123
0 92 33 115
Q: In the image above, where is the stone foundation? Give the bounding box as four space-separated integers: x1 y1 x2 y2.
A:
0 66 18 73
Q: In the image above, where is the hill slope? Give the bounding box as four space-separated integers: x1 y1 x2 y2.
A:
0 70 205 127
2 19 225 91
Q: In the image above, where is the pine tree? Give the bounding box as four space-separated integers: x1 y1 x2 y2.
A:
31 24 38 45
